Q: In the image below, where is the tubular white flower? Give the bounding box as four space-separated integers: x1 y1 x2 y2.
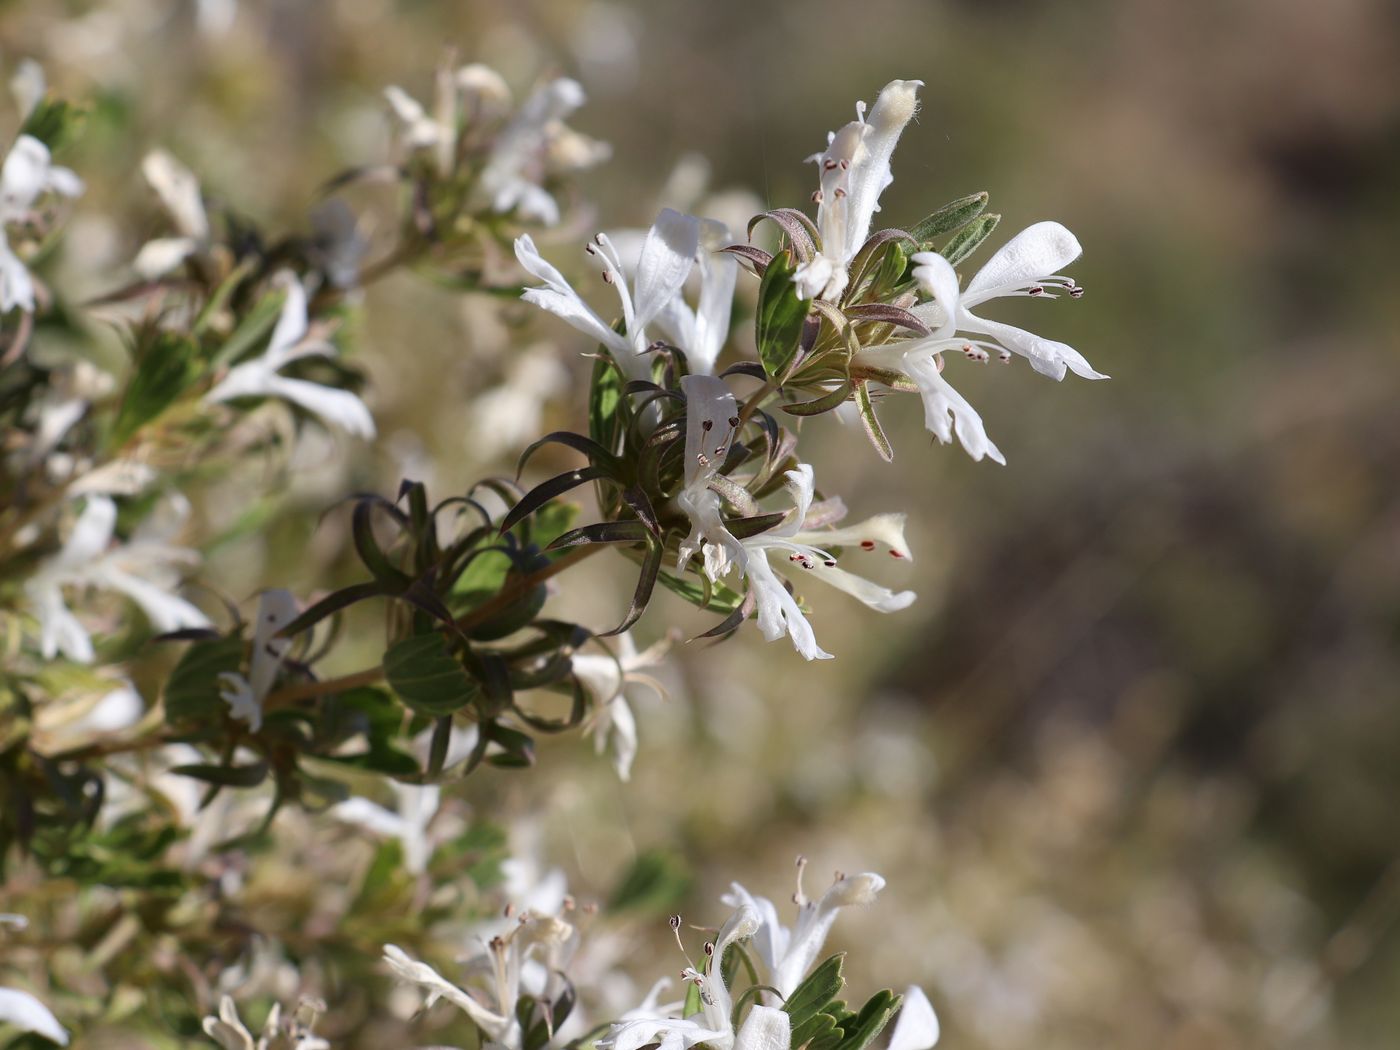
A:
133 149 209 278
676 374 746 581
331 783 443 874
722 864 886 999
909 223 1105 382
0 988 68 1046
793 80 922 301
572 632 669 781
600 905 765 1050
217 588 299 733
736 466 915 661
650 218 738 375
205 270 376 438
517 210 700 382
23 495 210 663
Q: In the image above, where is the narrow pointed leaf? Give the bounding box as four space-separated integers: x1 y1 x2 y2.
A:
757 251 811 380
940 213 1001 267
910 191 989 243
500 466 612 534
854 381 893 462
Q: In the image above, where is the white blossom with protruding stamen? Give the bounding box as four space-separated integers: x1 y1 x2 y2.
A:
600 906 790 1050
793 80 922 302
722 861 887 999
23 494 210 663
676 374 747 582
854 221 1100 464
515 209 699 382
733 465 915 661
205 270 376 438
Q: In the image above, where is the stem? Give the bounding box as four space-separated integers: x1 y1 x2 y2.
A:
262 544 601 709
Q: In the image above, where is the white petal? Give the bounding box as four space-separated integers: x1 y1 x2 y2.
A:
205 359 274 404
886 987 939 1050
1 135 52 215
133 236 200 280
733 1006 790 1050
605 694 638 781
0 987 69 1045
803 563 915 613
904 356 1005 465
747 552 832 661
632 209 698 329
264 375 376 438
515 235 629 356
102 569 209 632
62 495 118 565
25 581 93 662
266 271 310 361
908 253 960 339
843 80 921 256
0 232 34 312
141 150 208 240
10 59 46 119
331 797 407 840
791 512 912 561
964 220 1081 300
961 314 1107 381
248 588 299 699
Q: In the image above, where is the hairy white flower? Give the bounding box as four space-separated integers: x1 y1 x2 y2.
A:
737 465 915 661
217 589 299 733
573 632 669 781
23 494 209 663
205 270 376 438
515 210 699 382
0 133 83 312
722 861 887 998
793 80 922 301
857 221 1101 463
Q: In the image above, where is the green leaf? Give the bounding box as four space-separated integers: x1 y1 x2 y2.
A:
756 250 810 380
656 571 745 614
588 356 625 452
212 286 286 369
168 762 269 787
835 990 903 1050
110 332 203 447
19 98 84 151
909 191 988 244
940 213 1001 267
785 954 846 1027
854 381 892 462
793 1008 845 1050
608 850 693 914
382 633 481 717
782 381 853 417
165 636 245 723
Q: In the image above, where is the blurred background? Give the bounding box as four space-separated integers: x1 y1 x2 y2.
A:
5 0 1400 1047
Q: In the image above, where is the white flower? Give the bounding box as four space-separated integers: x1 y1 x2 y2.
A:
331 782 443 875
384 910 575 1050
647 217 737 376
856 222 1102 464
736 465 916 661
480 77 610 226
572 632 670 781
0 133 83 313
722 861 886 999
202 994 329 1050
133 150 209 279
217 589 299 733
205 270 376 438
23 494 210 663
792 80 922 301
601 906 790 1050
515 210 699 382
676 374 747 581
0 988 68 1046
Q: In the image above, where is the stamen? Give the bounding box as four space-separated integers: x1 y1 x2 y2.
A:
811 190 823 204
833 188 846 199
503 903 516 919
601 271 614 285
701 420 714 432
860 540 876 551
1069 286 1084 299
1027 285 1045 297
794 854 810 907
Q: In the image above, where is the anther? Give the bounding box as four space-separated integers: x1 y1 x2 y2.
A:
1069 286 1084 299
669 914 683 931
1028 285 1045 297
811 190 823 204
860 540 876 551
503 903 516 919
701 420 713 432
833 188 846 199
703 940 715 957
